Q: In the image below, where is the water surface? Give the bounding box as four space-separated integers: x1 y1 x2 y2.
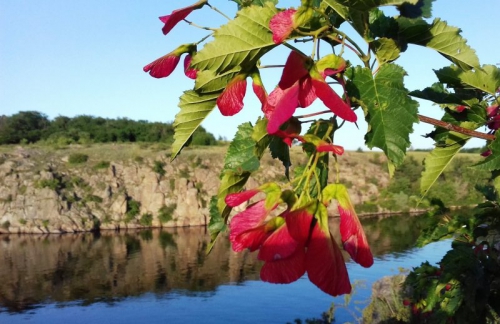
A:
0 213 453 323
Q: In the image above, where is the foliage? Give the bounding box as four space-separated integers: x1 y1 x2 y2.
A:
68 153 89 164
144 0 500 305
158 204 176 224
152 160 166 177
0 112 218 146
139 213 153 227
93 161 110 170
125 199 141 223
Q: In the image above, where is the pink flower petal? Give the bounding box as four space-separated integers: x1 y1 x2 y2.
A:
269 9 296 44
217 76 247 116
225 189 260 207
306 224 352 296
258 223 299 261
260 247 306 284
317 143 344 155
143 54 180 78
252 82 267 107
298 76 316 108
279 51 310 90
232 224 271 252
160 0 207 35
311 78 357 122
183 54 197 79
338 205 374 268
266 83 300 134
229 200 268 240
285 208 314 245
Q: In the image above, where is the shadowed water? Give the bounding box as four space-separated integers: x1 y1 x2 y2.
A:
0 212 453 323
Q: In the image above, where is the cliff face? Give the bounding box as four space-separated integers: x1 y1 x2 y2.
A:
0 144 390 234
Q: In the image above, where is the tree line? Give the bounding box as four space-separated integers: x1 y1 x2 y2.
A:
0 111 217 146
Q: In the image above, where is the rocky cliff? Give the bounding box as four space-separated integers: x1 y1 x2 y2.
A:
0 144 390 234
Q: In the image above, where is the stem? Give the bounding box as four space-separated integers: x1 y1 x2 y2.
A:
418 114 496 141
295 110 331 119
206 3 231 20
196 34 212 45
311 37 318 59
257 64 285 69
183 19 216 31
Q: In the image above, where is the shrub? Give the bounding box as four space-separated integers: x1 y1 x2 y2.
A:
153 160 166 176
1 221 10 229
19 219 27 225
158 204 176 223
36 178 61 191
68 153 89 164
93 160 110 170
84 194 103 204
140 213 153 226
125 199 141 223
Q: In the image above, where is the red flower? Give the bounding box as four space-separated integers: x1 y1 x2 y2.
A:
159 0 208 36
331 184 374 268
273 117 303 147
144 44 196 79
269 9 297 44
316 141 345 155
322 184 373 268
487 104 499 118
217 71 268 116
183 54 197 79
286 205 352 296
266 51 357 134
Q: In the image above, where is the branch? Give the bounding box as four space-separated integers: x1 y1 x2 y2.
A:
418 114 495 141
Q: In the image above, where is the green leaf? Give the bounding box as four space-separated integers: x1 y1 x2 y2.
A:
223 122 261 173
472 136 500 171
207 196 227 254
420 132 470 196
371 38 401 63
410 82 466 106
397 0 434 18
369 9 399 39
231 0 278 9
397 18 480 70
207 119 272 254
192 3 278 74
195 68 240 94
434 65 500 95
323 0 370 39
335 0 419 11
171 91 219 160
269 136 291 179
346 64 419 169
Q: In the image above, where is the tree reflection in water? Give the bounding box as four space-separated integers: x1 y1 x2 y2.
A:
0 213 433 314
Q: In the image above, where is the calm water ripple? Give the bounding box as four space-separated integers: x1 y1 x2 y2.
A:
0 213 456 324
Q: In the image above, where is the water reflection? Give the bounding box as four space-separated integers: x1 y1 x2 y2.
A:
0 213 432 314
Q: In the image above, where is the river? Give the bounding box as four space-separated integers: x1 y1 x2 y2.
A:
0 212 454 323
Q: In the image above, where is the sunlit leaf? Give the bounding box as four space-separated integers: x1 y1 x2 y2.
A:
398 18 480 70
346 64 419 170
420 132 470 197
397 0 434 18
434 65 500 95
171 91 220 160
334 0 419 11
192 3 277 74
472 136 500 172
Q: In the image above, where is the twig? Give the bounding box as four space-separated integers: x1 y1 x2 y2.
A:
206 3 231 20
183 19 215 31
418 114 495 141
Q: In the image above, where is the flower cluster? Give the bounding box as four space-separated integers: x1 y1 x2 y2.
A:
225 183 373 297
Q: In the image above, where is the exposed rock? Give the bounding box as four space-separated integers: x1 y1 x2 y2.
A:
0 145 392 233
362 274 411 324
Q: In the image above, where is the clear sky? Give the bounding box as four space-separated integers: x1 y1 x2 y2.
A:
1 0 498 150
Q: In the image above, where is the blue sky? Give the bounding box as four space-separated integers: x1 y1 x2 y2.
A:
1 0 498 150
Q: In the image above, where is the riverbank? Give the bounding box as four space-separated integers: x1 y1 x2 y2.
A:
0 143 484 234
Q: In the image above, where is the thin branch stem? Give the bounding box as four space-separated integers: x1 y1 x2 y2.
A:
196 34 212 45
295 110 331 119
206 3 231 20
183 19 216 31
418 114 496 141
257 64 285 69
